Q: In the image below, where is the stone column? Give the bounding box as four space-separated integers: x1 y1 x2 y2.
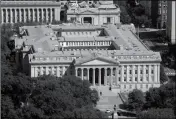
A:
99 68 101 86
28 9 30 22
37 8 39 22
19 9 22 22
34 67 38 77
157 64 160 83
5 9 8 23
143 65 146 82
137 65 140 82
46 66 49 75
110 67 113 85
115 67 118 85
87 68 89 81
2 9 4 23
154 65 158 83
33 9 35 22
121 65 124 82
62 66 65 76
41 8 43 22
148 65 152 82
126 65 129 82
132 65 135 82
75 68 78 76
14 9 17 23
93 68 95 86
46 8 48 22
81 68 84 80
10 9 12 23
52 66 55 75
50 8 52 23
104 68 107 85
57 66 60 77
24 8 26 22
31 67 35 77
40 66 43 75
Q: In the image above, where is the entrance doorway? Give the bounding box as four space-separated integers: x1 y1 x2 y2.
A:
83 17 92 24
60 11 65 22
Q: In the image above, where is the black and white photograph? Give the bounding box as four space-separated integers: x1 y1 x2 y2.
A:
1 0 176 119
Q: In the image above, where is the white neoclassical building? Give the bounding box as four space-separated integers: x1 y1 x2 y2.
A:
1 0 61 24
66 1 120 25
13 23 161 93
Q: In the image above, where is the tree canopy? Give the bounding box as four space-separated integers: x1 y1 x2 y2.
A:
128 89 145 111
137 108 175 119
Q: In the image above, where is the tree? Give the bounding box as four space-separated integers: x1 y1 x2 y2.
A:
1 73 33 108
128 89 145 111
137 108 175 119
160 65 169 84
145 88 163 108
120 6 132 24
1 95 19 119
28 75 103 118
145 83 176 109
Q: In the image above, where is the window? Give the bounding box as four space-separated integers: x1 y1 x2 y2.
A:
140 70 143 74
140 78 143 82
124 77 127 82
124 70 127 74
107 17 111 23
146 84 148 88
146 70 148 74
119 77 121 82
135 70 137 74
129 77 132 82
124 85 126 89
130 70 132 74
130 85 132 89
151 70 154 74
135 77 137 81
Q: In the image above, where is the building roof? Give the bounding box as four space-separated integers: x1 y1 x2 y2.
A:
1 1 61 7
14 23 161 64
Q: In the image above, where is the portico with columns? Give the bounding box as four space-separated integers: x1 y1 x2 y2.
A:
74 55 120 87
1 1 61 24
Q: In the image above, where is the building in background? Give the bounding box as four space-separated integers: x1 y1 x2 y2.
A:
66 1 120 25
1 0 61 24
157 1 167 29
167 1 176 44
13 23 161 92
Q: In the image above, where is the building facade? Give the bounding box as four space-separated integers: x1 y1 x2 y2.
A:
157 1 167 29
66 1 120 25
14 23 161 92
1 0 61 23
167 1 176 45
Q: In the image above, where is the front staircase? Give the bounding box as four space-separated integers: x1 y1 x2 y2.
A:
95 86 123 111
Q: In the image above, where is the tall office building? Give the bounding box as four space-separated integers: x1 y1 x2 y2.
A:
167 1 176 44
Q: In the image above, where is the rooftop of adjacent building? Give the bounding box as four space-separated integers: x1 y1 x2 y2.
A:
14 23 161 62
1 0 61 6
